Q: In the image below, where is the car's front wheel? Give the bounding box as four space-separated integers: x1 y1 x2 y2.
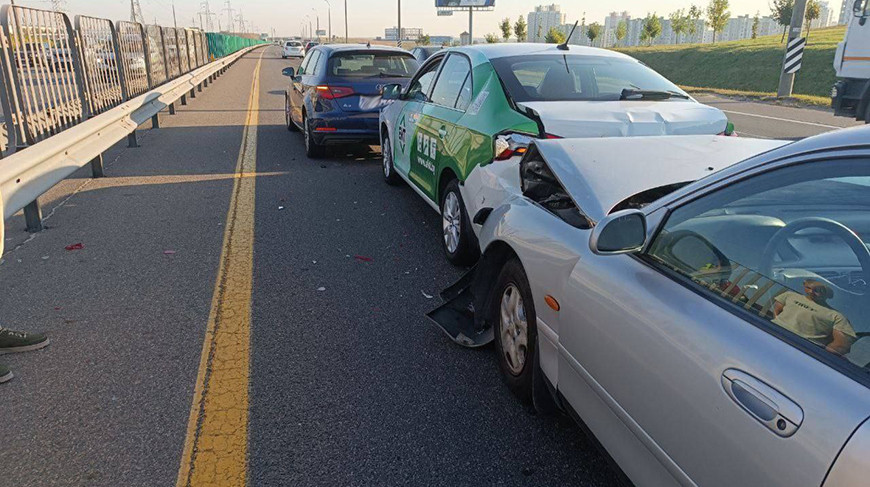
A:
382 134 400 185
491 258 538 403
440 179 476 265
303 113 325 158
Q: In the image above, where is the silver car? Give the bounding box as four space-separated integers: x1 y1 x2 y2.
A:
429 126 870 486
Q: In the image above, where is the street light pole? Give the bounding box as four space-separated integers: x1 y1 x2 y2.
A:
344 0 348 43
777 0 808 97
324 0 331 42
468 6 473 45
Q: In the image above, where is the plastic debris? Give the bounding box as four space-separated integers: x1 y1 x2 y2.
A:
317 287 326 292
421 290 433 299
163 250 176 255
64 243 83 251
278 206 285 210
354 255 373 262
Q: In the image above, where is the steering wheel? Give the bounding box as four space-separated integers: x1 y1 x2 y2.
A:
759 217 870 288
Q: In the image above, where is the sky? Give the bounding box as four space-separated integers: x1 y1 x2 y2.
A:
16 0 846 38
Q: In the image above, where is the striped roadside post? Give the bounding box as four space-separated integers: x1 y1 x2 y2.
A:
777 0 808 97
784 37 807 74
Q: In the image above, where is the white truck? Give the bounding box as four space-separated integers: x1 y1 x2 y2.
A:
832 0 870 122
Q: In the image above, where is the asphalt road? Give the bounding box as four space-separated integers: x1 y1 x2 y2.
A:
0 46 862 487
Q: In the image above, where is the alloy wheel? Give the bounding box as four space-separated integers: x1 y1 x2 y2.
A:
499 283 528 376
442 191 461 254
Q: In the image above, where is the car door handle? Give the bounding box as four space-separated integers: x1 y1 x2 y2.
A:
438 126 448 138
721 369 803 437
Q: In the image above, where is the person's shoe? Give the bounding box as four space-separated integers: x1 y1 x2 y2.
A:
0 327 49 354
0 363 12 383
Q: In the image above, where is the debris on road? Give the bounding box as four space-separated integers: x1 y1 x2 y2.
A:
317 287 326 292
278 206 284 210
421 290 433 299
163 250 177 255
354 255 373 262
64 243 83 251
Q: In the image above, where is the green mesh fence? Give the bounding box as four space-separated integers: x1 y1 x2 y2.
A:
206 33 266 60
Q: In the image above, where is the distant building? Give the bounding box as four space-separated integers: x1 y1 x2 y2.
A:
460 31 471 45
812 1 833 29
429 35 454 46
603 11 630 47
385 27 423 41
528 4 566 43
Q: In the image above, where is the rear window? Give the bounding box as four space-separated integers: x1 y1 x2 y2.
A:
491 54 686 102
286 42 301 47
328 51 419 78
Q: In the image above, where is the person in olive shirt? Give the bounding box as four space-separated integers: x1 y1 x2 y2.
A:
772 279 856 356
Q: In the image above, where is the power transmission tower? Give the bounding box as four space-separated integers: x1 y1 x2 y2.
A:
223 0 234 33
130 0 145 24
200 0 215 31
49 0 66 12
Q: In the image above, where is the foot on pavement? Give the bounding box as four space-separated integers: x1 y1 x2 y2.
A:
0 363 12 383
0 327 49 355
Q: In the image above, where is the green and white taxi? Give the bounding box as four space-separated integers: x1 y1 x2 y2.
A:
379 43 733 265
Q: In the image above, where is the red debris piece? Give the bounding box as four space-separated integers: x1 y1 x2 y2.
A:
354 255 373 262
163 250 177 255
64 243 83 251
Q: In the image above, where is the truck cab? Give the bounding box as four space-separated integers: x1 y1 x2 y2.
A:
832 0 870 122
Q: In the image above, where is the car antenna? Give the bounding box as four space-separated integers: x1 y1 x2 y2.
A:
558 21 578 51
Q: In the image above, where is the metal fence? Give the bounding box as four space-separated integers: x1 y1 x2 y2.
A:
0 4 262 157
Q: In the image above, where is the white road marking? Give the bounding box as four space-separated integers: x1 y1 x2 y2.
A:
721 109 842 130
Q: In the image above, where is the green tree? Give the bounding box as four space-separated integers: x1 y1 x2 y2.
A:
586 22 602 46
514 15 527 41
752 12 760 39
499 17 512 41
615 20 627 46
669 9 688 44
484 33 499 44
545 26 566 44
641 13 662 46
770 0 794 42
706 0 730 43
805 0 821 41
417 34 430 46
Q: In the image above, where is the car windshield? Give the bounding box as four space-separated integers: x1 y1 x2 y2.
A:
491 54 688 102
329 52 419 78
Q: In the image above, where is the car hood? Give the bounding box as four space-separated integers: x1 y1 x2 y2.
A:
517 100 728 137
530 135 788 222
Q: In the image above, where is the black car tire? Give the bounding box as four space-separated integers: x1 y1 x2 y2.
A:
285 94 298 132
303 113 325 158
382 135 400 185
864 102 870 125
440 179 477 266
491 258 539 405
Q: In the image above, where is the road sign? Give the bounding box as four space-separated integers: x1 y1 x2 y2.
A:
437 10 454 16
316 29 326 36
784 37 806 74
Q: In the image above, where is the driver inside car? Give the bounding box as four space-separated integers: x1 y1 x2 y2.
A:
772 279 857 356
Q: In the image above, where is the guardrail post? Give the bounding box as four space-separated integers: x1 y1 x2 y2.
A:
127 131 138 148
180 94 187 105
151 114 160 129
197 82 202 92
90 154 104 178
169 102 176 115
24 201 42 232
190 88 196 98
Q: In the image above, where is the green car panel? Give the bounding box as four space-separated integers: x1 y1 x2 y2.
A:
384 50 538 206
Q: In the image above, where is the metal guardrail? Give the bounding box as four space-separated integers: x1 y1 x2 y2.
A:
116 21 150 98
145 24 167 86
0 44 259 256
162 27 182 80
76 15 125 115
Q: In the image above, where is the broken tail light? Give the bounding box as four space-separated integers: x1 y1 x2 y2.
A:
494 133 533 161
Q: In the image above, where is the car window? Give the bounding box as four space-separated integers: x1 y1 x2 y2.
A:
430 54 472 109
406 58 442 102
491 55 686 102
328 52 417 78
455 72 473 111
646 159 870 373
299 51 315 75
308 51 323 76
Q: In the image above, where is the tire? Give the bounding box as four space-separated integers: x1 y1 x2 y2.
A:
491 258 539 404
303 113 325 158
285 94 298 132
440 179 476 266
865 103 870 125
381 134 400 185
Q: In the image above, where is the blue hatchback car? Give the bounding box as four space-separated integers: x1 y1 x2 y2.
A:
283 44 419 157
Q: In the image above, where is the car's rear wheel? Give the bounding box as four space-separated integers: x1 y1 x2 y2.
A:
382 135 400 185
491 258 538 404
440 179 476 266
303 113 325 158
285 94 298 132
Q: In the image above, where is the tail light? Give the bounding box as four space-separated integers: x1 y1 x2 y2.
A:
544 133 562 139
494 133 533 161
718 121 737 136
316 85 355 99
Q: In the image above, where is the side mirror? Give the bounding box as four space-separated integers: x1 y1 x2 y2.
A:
282 67 295 78
590 209 647 255
382 83 402 100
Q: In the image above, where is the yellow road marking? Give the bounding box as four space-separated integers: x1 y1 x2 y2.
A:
176 48 264 487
